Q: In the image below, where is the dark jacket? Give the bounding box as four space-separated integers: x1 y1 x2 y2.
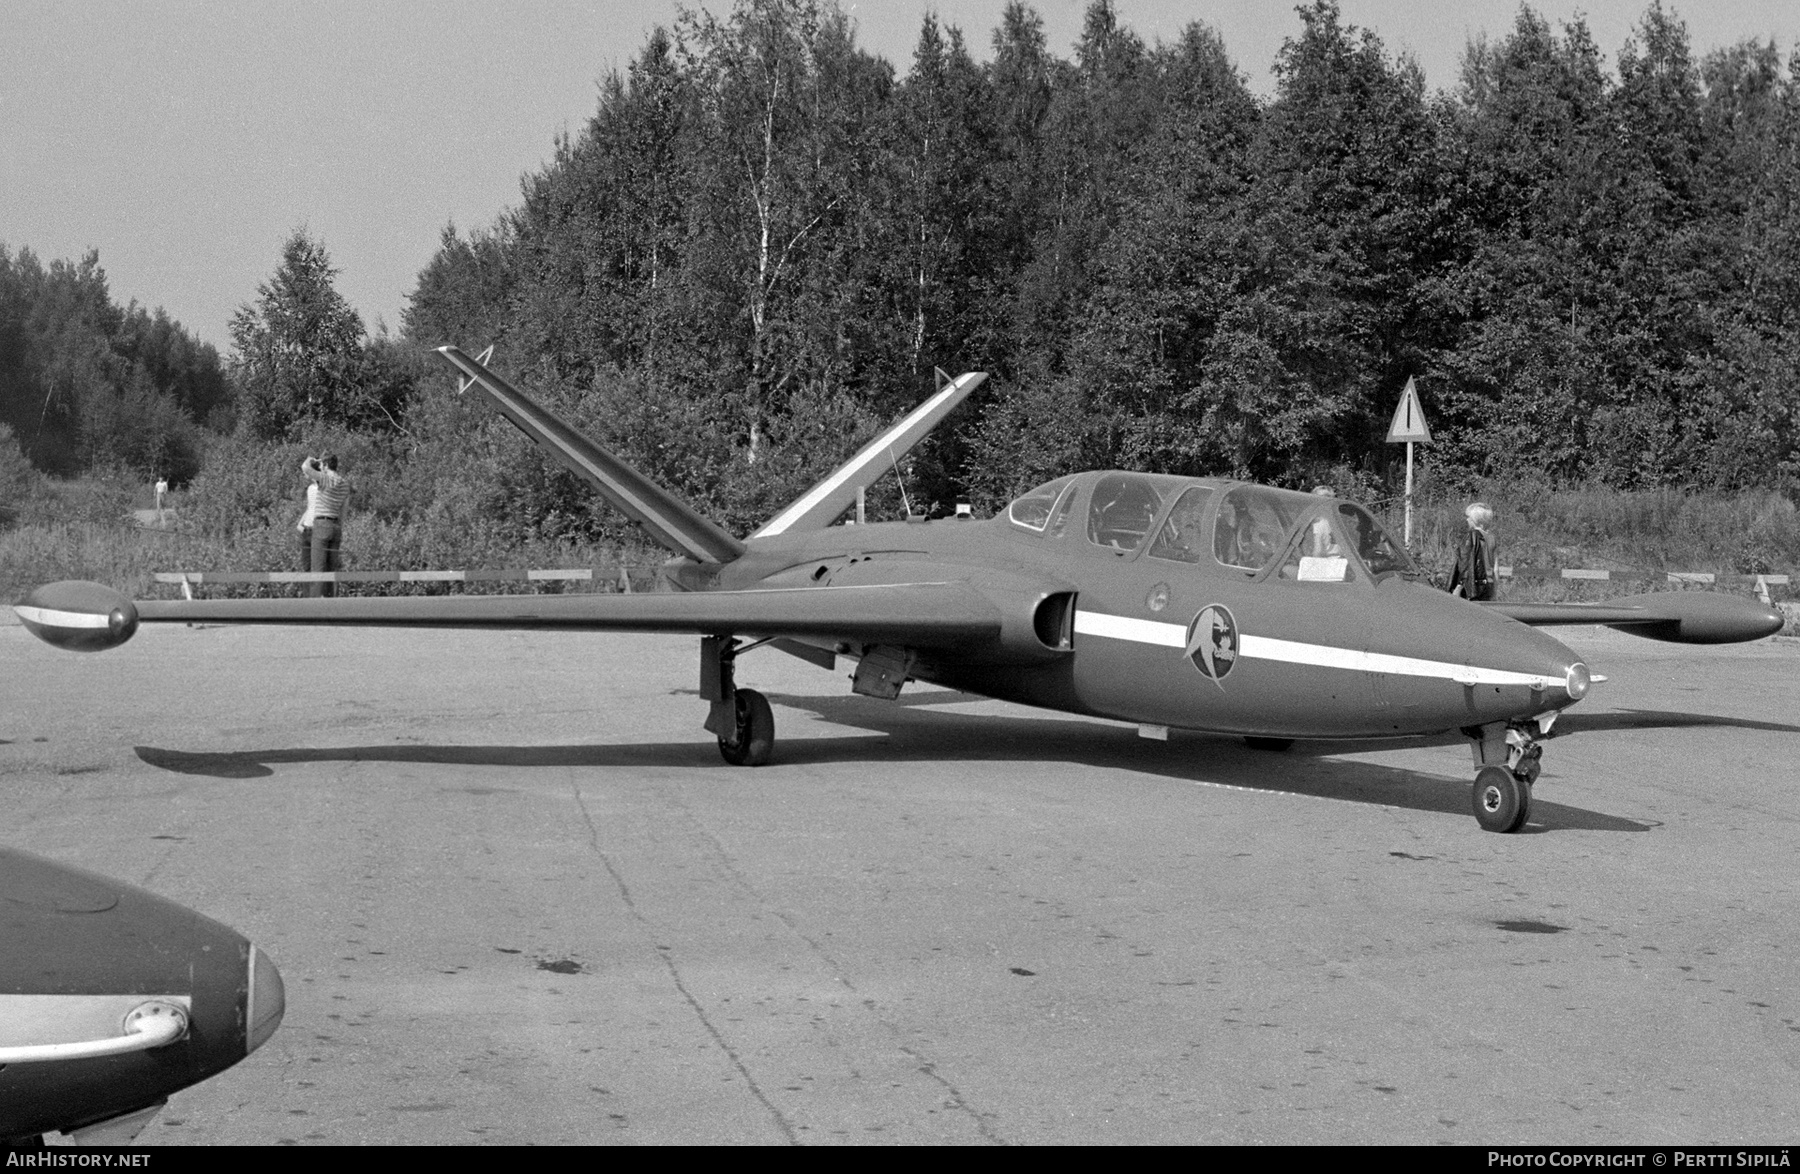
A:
1449 527 1498 601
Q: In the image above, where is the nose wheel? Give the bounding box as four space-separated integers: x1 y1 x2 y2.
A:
1464 718 1550 833
1472 765 1531 833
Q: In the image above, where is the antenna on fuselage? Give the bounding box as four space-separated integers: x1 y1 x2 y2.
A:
887 445 914 519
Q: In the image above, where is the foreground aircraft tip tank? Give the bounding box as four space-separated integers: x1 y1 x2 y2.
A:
0 848 284 1146
12 347 1786 833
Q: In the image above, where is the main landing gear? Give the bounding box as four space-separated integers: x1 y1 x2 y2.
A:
1464 717 1551 833
701 635 775 766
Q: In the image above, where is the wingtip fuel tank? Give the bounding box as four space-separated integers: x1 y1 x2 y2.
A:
1606 590 1787 644
14 581 139 652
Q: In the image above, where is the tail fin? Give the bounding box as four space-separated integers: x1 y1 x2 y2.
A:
752 371 987 537
435 346 745 565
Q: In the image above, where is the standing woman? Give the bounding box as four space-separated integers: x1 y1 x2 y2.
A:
1448 502 1498 601
301 454 350 598
296 477 318 582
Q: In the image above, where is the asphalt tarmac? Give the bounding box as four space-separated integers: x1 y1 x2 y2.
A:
3 615 1797 1145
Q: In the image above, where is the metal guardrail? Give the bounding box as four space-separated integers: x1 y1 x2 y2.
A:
152 567 647 599
1499 567 1789 587
153 568 614 584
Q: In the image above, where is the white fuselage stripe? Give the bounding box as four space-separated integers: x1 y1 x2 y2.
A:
754 376 974 537
14 605 112 629
1072 610 1188 648
1073 609 1560 689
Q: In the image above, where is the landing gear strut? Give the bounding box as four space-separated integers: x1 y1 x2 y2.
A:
1464 716 1552 833
701 635 775 766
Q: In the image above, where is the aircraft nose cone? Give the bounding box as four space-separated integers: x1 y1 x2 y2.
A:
247 945 285 1054
1372 583 1592 726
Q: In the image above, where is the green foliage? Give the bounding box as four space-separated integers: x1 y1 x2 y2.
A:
59 0 1782 572
230 230 407 439
0 423 37 524
0 245 221 482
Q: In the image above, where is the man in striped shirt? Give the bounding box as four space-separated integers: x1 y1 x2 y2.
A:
302 454 349 598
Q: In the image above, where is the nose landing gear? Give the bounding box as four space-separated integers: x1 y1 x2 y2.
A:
1464 717 1553 833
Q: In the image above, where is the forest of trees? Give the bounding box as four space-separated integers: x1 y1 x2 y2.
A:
396 0 1800 534
4 0 1798 549
0 246 229 483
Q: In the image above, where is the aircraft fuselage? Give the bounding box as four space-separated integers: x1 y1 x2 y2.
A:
686 473 1590 743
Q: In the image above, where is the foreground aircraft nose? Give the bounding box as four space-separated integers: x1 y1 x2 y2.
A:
0 848 285 1144
13 581 139 651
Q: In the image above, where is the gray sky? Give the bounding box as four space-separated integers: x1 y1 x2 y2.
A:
3 1 1796 352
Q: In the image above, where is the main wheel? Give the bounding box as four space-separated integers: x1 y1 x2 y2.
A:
1244 737 1295 752
1472 765 1531 833
717 688 774 766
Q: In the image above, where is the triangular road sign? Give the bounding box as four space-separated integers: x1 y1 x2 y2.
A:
1385 376 1432 444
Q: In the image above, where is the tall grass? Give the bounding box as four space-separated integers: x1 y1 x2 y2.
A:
1391 480 1797 595
0 502 656 602
6 470 1796 613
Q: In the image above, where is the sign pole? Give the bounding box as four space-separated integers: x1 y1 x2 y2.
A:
1404 440 1413 548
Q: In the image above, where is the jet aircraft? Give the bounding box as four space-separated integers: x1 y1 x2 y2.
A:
0 848 285 1146
15 348 1785 833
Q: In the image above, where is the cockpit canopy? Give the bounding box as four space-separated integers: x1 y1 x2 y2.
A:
1004 473 1418 583
1212 484 1415 582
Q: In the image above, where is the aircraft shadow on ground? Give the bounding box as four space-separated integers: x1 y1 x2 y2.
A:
135 691 1655 833
1553 708 1800 736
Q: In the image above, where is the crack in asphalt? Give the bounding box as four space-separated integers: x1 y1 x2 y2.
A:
897 1046 1004 1145
662 788 1008 1145
570 781 799 1146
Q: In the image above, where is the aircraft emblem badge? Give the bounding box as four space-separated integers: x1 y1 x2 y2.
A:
1185 605 1238 682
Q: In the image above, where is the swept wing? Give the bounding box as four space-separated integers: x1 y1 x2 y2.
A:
18 580 1001 653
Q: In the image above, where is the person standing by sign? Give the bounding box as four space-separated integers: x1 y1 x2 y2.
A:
1448 502 1498 601
301 454 349 598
